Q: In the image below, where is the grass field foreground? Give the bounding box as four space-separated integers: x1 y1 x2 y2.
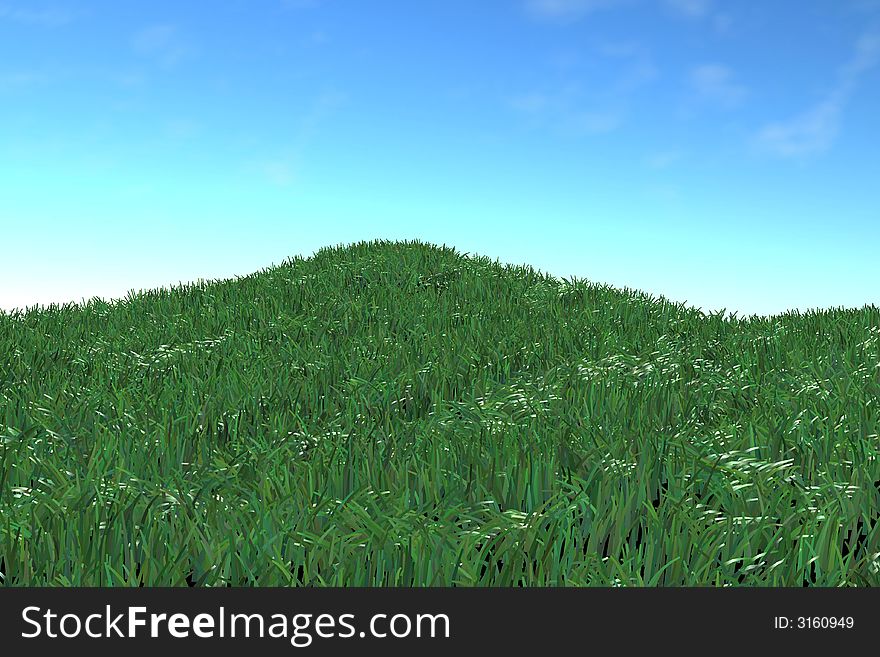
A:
1 239 878 585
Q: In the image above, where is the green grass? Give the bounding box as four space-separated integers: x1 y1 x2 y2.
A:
1 239 878 586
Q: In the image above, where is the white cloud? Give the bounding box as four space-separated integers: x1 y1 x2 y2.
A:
509 92 552 114
664 0 711 18
754 31 880 158
713 13 732 32
596 40 659 93
507 41 656 137
132 24 176 54
845 31 880 78
643 182 681 202
850 0 880 14
304 30 329 46
281 0 321 9
689 64 748 109
164 118 201 140
753 100 840 158
243 153 300 187
261 159 298 187
644 150 683 169
297 90 348 144
243 89 347 187
663 0 731 32
131 25 196 67
509 86 623 137
524 0 628 21
562 110 622 135
0 70 46 91
0 3 72 27
596 41 642 58
108 72 146 90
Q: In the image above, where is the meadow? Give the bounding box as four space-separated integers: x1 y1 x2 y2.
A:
1 239 878 585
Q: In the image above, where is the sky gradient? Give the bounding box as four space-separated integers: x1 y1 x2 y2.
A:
1 0 878 317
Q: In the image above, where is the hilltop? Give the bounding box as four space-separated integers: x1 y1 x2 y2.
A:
1 239 878 585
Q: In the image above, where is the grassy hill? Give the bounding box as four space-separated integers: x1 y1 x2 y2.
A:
1 239 878 585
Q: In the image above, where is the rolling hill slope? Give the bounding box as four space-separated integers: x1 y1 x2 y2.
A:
1 239 878 585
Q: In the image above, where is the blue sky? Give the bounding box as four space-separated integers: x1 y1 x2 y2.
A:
1 0 878 317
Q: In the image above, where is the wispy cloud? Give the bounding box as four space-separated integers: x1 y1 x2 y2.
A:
546 40 658 91
164 118 201 140
281 0 322 9
131 25 197 67
508 84 623 136
562 110 623 135
508 39 656 137
644 150 683 169
844 30 880 77
0 70 47 92
596 40 659 94
303 29 329 46
297 89 348 143
643 182 681 203
524 0 629 22
664 0 710 18
0 3 72 27
245 89 347 187
850 0 880 14
664 0 731 33
595 41 643 57
509 92 552 114
689 64 748 109
107 71 147 90
257 158 299 187
753 31 880 158
753 102 841 158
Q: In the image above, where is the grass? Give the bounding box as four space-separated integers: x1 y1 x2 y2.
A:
1 238 878 586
